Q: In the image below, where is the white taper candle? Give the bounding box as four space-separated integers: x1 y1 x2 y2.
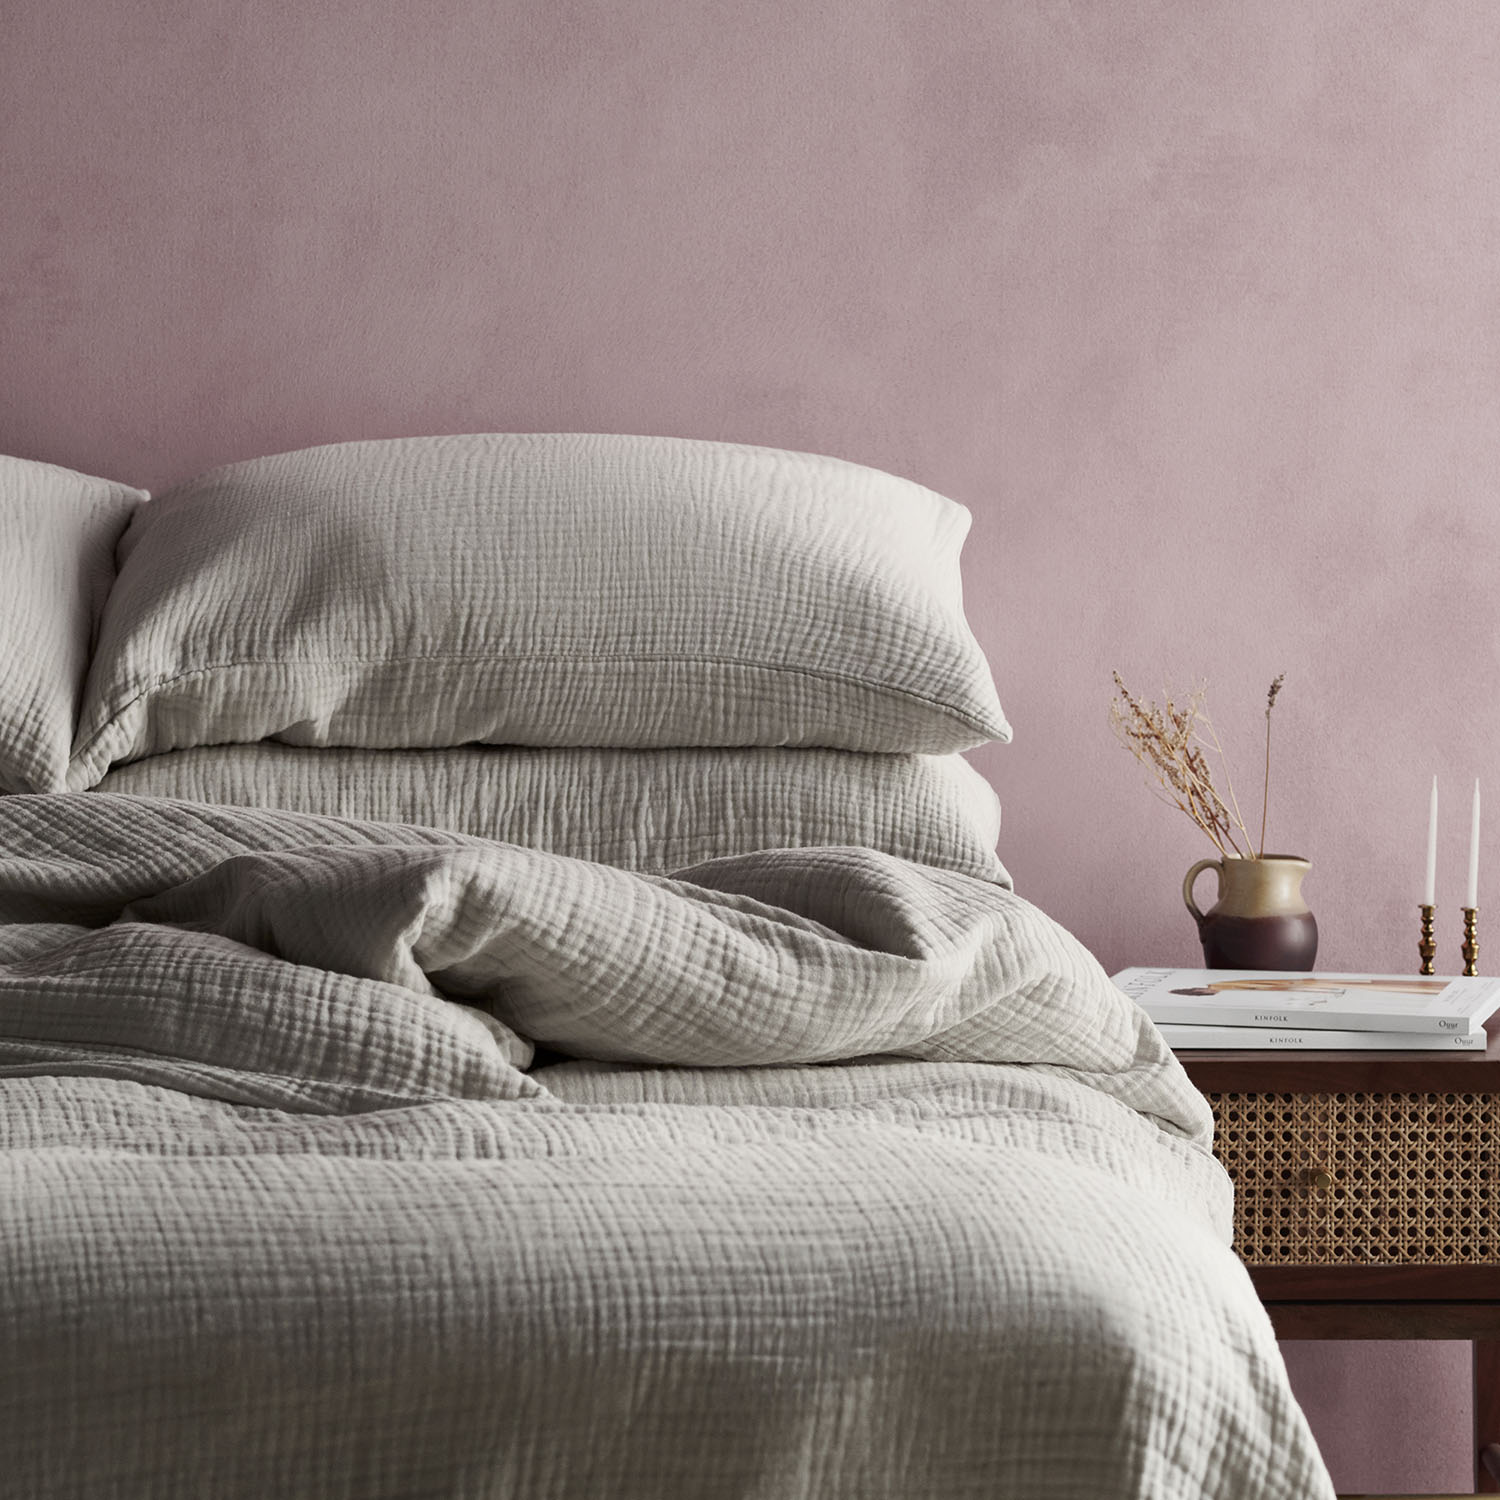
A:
1425 775 1438 905
1467 779 1481 908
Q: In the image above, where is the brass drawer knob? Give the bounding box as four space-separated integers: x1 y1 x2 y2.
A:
1301 1166 1333 1192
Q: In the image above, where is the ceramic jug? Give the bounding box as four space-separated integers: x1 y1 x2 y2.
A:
1182 855 1318 970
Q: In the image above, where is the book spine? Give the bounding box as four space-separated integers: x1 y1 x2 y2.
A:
1157 1024 1486 1051
1143 1000 1469 1034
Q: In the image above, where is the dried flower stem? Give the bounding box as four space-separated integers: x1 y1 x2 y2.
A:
1109 672 1251 858
1193 710 1252 856
1260 673 1284 857
1110 671 1287 859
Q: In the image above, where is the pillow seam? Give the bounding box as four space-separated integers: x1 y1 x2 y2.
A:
72 650 1007 762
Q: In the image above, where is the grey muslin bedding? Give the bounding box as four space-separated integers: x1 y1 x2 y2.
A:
67 433 1008 787
0 794 1333 1499
0 455 141 793
95 743 1010 881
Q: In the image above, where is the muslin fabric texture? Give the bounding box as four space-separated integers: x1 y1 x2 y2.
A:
67 433 1009 788
96 743 1009 881
0 793 1334 1500
0 794 1155 1091
0 455 143 793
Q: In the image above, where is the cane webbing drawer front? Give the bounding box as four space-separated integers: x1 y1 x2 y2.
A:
1208 1091 1500 1266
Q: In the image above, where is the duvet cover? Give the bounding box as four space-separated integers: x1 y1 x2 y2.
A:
0 795 1333 1499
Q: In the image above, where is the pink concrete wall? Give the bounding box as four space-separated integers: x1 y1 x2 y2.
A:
2 1 1490 1488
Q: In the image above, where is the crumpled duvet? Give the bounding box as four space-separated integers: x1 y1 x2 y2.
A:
0 794 1333 1499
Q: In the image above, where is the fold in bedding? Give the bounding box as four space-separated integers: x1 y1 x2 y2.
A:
0 794 1334 1500
0 793 1189 1121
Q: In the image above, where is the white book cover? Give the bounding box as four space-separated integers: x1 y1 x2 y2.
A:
1111 967 1500 1035
1156 1022 1487 1052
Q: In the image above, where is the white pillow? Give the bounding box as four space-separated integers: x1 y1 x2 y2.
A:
68 435 1008 787
94 745 1009 884
0 456 144 793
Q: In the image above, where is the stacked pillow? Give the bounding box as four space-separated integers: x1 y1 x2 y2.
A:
0 457 144 794
97 745 1007 880
8 434 1011 879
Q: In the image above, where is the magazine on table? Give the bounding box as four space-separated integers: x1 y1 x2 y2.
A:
1110 967 1500 1035
1154 1022 1488 1051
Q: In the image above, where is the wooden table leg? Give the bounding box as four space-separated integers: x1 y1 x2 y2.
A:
1478 1338 1500 1493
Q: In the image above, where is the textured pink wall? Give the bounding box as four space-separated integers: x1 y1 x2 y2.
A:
2 1 1492 1488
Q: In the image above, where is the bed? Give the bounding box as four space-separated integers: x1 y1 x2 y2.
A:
0 436 1335 1498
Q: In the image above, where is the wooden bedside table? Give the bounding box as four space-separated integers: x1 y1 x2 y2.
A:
1178 1016 1500 1496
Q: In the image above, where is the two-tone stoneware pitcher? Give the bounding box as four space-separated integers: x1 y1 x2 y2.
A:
1182 855 1318 969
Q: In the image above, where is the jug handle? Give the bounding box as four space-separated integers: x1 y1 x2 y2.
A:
1182 858 1221 928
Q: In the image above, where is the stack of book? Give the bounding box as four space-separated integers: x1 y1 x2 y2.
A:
1110 968 1500 1050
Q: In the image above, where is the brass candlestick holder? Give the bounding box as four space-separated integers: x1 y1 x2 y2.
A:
1462 906 1480 977
1418 904 1436 975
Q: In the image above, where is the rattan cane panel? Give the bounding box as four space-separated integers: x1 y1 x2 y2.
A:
1208 1092 1500 1266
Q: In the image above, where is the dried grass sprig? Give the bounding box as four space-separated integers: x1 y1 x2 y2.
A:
1260 672 1285 857
1110 671 1287 859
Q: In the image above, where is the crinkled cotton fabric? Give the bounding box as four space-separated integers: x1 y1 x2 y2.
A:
96 743 1010 882
0 794 1332 1500
0 454 142 793
68 434 1009 786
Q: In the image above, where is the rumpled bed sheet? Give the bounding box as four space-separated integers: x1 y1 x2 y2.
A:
0 794 1332 1499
